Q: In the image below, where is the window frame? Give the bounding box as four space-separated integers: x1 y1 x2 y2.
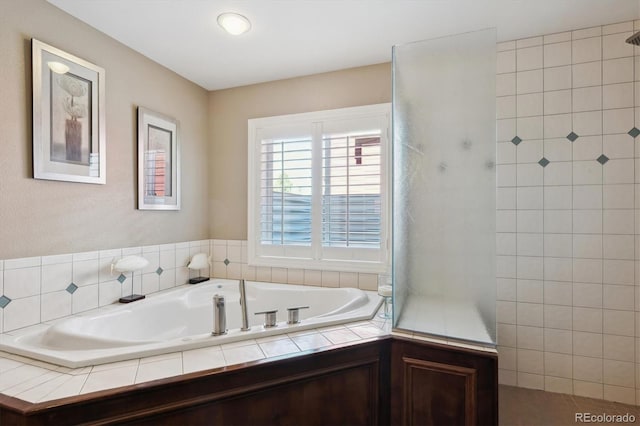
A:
248 103 391 273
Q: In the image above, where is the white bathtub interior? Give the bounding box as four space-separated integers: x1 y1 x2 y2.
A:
0 279 383 368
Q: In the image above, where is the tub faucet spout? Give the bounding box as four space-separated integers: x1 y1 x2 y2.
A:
212 295 227 336
239 279 250 331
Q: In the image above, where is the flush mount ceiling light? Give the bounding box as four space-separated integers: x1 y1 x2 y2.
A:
217 12 251 35
47 61 70 74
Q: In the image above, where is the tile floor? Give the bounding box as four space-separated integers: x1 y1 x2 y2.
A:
500 385 640 425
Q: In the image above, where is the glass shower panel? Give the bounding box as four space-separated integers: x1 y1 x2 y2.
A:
392 28 497 346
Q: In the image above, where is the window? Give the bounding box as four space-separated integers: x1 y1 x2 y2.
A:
248 104 390 273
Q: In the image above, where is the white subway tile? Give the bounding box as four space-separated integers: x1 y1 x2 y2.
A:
544 41 571 67
41 291 71 322
497 301 516 324
498 41 516 52
213 261 227 278
497 255 516 278
603 57 634 84
544 32 571 44
543 254 573 282
517 303 543 327
517 279 543 303
497 278 517 301
573 111 603 137
573 355 603 382
72 284 98 314
516 116 543 140
572 210 602 234
516 70 543 94
603 21 633 35
339 272 358 289
603 184 634 209
544 162 572 186
545 328 573 354
573 161 602 185
544 138 572 162
603 234 634 260
572 185 602 210
573 282 603 308
497 323 517 347
544 233 572 258
516 325 543 349
603 209 634 234
497 187 516 210
3 267 40 299
516 93 542 117
517 210 543 233
358 273 377 291
543 90 571 115
496 73 516 96
603 108 634 134
573 258 603 283
41 254 72 266
603 259 634 285
572 86 602 112
573 307 603 333
499 346 517 369
517 164 543 186
573 135 602 161
497 50 516 74
544 210 572 234
517 349 543 374
497 233 516 255
321 271 339 288
256 266 272 282
603 32 634 60
603 83 634 109
544 66 571 91
572 61 602 87
72 259 99 287
574 331 603 358
141 273 159 295
603 159 634 184
603 359 635 387
516 186 543 209
497 118 516 141
544 305 572 331
517 46 543 71
603 385 636 405
603 334 634 361
603 309 634 336
544 280 572 306
573 234 602 258
603 134 634 159
517 36 542 49
241 265 255 281
573 37 602 63
497 164 516 187
517 139 543 163
496 96 514 120
3 296 40 331
99 280 121 306
543 114 571 139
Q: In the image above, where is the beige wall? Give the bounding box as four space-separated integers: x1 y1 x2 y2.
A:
0 0 210 259
208 62 392 240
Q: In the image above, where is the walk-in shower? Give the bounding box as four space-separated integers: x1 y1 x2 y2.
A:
392 28 497 346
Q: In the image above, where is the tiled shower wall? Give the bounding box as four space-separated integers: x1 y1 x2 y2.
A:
0 239 378 335
496 20 640 404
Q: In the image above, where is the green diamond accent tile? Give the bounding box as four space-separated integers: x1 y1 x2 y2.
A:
117 273 127 283
628 127 640 138
597 154 609 165
66 283 78 294
511 136 522 146
0 295 11 309
156 267 164 275
567 132 579 142
223 258 230 266
538 157 550 167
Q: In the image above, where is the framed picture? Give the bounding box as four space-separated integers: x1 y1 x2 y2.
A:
32 39 106 184
137 107 180 210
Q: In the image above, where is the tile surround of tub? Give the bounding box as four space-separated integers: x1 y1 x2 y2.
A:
496 19 640 406
0 239 381 334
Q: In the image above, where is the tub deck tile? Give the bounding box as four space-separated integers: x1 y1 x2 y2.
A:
321 328 361 345
13 373 73 403
80 365 138 395
3 370 63 397
135 357 183 384
91 358 139 373
258 338 300 358
222 344 265 366
181 346 225 374
290 332 332 351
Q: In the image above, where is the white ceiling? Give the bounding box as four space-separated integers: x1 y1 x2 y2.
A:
48 0 639 91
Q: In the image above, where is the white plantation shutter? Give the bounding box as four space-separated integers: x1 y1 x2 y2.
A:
248 104 390 272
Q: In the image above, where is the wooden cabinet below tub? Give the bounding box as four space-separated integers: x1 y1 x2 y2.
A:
390 336 498 426
0 336 497 425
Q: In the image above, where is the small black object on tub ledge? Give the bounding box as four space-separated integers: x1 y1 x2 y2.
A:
119 294 146 303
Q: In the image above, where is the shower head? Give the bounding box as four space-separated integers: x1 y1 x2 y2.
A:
625 30 640 46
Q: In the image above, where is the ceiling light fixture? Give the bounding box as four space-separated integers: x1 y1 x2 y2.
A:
217 12 251 35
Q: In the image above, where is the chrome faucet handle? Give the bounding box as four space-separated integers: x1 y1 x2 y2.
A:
254 310 278 328
286 306 309 325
